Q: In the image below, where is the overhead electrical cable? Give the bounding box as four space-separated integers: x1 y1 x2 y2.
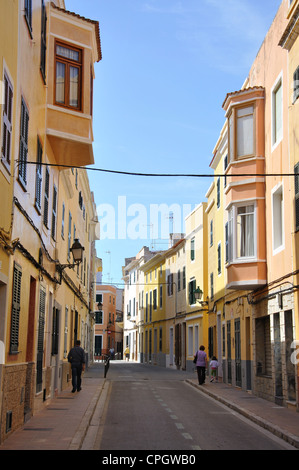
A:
20 161 297 178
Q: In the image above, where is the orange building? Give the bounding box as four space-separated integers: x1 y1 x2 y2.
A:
95 285 118 359
219 0 297 407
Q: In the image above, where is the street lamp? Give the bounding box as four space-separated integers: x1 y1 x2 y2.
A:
56 238 84 283
194 286 209 307
70 238 85 264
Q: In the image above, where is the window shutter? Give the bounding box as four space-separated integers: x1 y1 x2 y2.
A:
19 98 29 186
189 281 193 305
2 73 13 166
40 0 47 82
293 67 299 103
35 138 43 211
51 307 59 355
51 185 57 240
10 263 22 353
25 0 32 33
43 167 50 227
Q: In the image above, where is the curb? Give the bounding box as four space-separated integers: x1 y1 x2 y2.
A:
186 379 299 450
68 379 107 450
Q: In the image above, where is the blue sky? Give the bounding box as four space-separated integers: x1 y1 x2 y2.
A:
67 0 282 285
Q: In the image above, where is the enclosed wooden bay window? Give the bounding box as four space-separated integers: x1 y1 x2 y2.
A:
55 41 82 111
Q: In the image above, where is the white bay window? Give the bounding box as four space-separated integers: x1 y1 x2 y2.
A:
228 203 256 262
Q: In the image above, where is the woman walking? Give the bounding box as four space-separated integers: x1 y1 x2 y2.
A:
194 345 207 385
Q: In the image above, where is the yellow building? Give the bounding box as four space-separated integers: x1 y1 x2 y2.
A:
0 0 19 442
185 203 209 369
206 125 227 382
140 252 167 366
0 0 101 443
279 0 299 409
164 238 186 369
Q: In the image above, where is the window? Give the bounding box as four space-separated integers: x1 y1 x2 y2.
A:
225 222 229 263
224 155 228 187
51 185 57 240
272 77 283 147
188 279 196 305
217 177 221 207
236 106 254 158
64 307 68 358
55 41 82 110
256 316 271 376
35 138 43 212
43 167 50 228
1 72 13 169
153 289 157 310
24 0 33 36
18 97 29 187
190 237 195 261
210 220 213 246
210 273 214 299
293 67 299 103
10 263 22 353
228 113 234 163
61 202 65 238
237 205 255 258
228 204 255 261
228 106 254 161
51 307 59 355
182 266 186 290
167 274 173 296
272 185 284 252
145 292 148 322
177 269 181 291
159 285 163 308
217 243 221 275
67 211 72 260
40 0 47 82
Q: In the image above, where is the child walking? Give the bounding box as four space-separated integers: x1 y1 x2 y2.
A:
210 356 219 382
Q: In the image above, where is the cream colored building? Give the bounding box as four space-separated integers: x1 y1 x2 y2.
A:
185 204 209 370
0 0 101 443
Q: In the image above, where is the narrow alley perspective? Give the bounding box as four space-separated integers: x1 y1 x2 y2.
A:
1 361 298 454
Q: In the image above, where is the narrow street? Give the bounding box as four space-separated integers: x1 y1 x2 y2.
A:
91 362 294 451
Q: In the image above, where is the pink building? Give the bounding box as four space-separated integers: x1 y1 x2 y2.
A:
222 0 297 407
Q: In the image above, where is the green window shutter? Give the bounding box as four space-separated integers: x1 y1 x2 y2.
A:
10 263 22 353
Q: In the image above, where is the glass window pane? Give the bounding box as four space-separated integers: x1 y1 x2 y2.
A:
69 66 79 107
237 113 254 157
274 83 282 143
56 62 65 103
57 45 79 62
237 206 254 258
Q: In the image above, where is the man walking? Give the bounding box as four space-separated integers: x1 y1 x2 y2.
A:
68 340 85 393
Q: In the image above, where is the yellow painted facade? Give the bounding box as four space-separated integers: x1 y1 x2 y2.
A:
185 204 209 367
164 239 186 369
279 0 299 409
140 253 167 366
0 0 101 443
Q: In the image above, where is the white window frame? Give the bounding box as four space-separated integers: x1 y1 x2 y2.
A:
271 72 283 151
228 202 257 262
272 183 284 255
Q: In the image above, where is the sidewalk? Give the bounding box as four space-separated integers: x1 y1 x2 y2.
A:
1 363 299 450
0 362 107 451
186 378 299 449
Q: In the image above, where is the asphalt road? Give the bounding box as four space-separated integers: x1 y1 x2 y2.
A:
92 361 294 451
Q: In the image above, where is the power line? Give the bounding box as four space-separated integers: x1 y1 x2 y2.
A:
21 161 297 178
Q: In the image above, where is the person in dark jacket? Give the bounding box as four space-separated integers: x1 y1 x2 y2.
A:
67 340 85 393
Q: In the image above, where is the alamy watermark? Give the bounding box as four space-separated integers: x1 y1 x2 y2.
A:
97 196 193 241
